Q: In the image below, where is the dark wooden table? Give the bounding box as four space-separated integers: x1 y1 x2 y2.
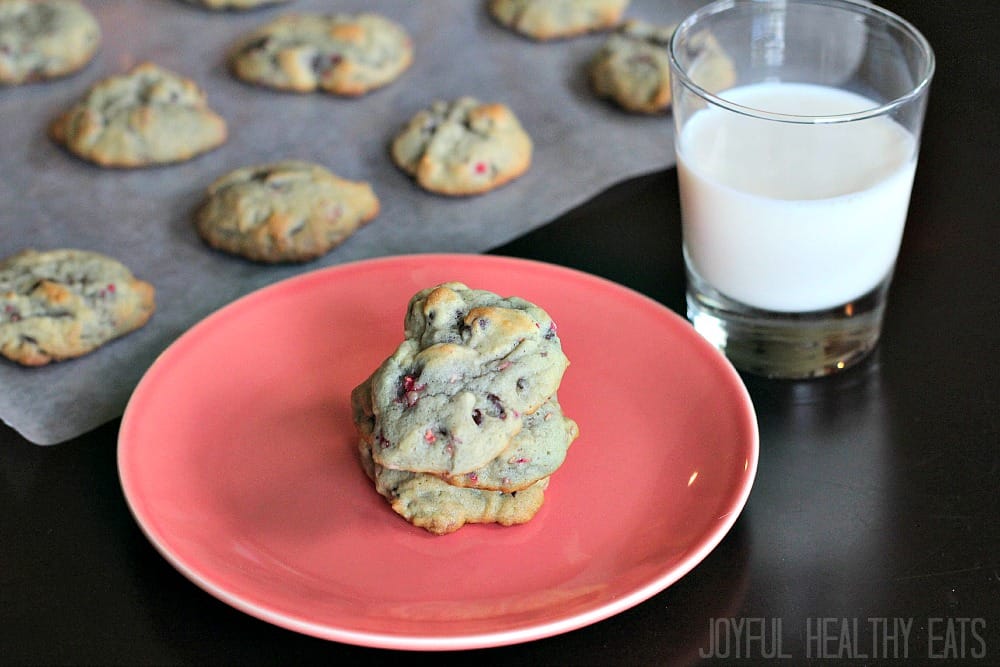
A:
2 1 997 664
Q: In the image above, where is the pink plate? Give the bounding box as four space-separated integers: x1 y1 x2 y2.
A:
118 254 758 651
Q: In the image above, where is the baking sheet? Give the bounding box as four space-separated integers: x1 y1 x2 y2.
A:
0 0 699 445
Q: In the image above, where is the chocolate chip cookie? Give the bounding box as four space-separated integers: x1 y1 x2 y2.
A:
390 97 533 196
195 160 380 263
0 0 100 85
49 62 228 167
355 374 576 493
590 19 677 114
0 249 155 366
358 435 550 535
592 19 738 113
434 395 578 492
230 12 413 96
489 0 629 41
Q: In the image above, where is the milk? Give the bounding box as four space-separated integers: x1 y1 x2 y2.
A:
677 82 918 313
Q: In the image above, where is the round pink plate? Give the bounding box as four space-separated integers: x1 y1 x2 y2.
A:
118 253 758 651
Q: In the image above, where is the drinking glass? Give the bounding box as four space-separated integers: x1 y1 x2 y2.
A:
669 0 934 378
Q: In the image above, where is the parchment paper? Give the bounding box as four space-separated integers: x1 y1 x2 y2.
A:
0 0 701 444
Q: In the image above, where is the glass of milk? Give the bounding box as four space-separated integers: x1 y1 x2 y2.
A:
669 0 934 378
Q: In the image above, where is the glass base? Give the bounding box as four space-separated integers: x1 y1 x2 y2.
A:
686 271 889 380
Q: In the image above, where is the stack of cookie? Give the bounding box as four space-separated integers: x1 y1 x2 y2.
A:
351 282 578 535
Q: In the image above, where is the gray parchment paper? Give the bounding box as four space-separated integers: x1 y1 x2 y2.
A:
0 0 701 444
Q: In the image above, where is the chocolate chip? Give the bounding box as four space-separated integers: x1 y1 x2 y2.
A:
310 52 343 74
487 393 506 419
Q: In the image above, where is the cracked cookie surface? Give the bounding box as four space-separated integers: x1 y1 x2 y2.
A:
49 62 228 167
0 0 100 85
390 97 532 196
360 282 569 476
195 160 379 263
489 0 628 41
230 12 412 95
0 249 155 366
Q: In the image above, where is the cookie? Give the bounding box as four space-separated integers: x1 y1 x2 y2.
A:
0 0 100 85
355 375 576 493
390 97 532 196
179 0 291 10
590 19 678 114
489 0 628 41
435 395 578 492
364 283 569 476
358 436 549 535
230 12 412 96
195 160 379 263
49 62 228 167
0 249 155 366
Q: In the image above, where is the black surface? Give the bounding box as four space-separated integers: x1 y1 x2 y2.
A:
2 1 998 664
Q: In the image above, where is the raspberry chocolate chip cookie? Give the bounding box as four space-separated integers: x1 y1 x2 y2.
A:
357 435 550 536
390 97 533 196
591 19 736 113
49 62 228 167
354 377 576 493
230 12 412 96
434 395 578 492
362 283 569 476
0 249 155 366
489 0 629 41
195 160 380 263
0 0 101 85
590 20 677 114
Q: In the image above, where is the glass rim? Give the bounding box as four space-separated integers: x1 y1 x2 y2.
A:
668 0 936 124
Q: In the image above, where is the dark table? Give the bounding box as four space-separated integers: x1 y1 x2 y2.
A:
2 1 997 664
